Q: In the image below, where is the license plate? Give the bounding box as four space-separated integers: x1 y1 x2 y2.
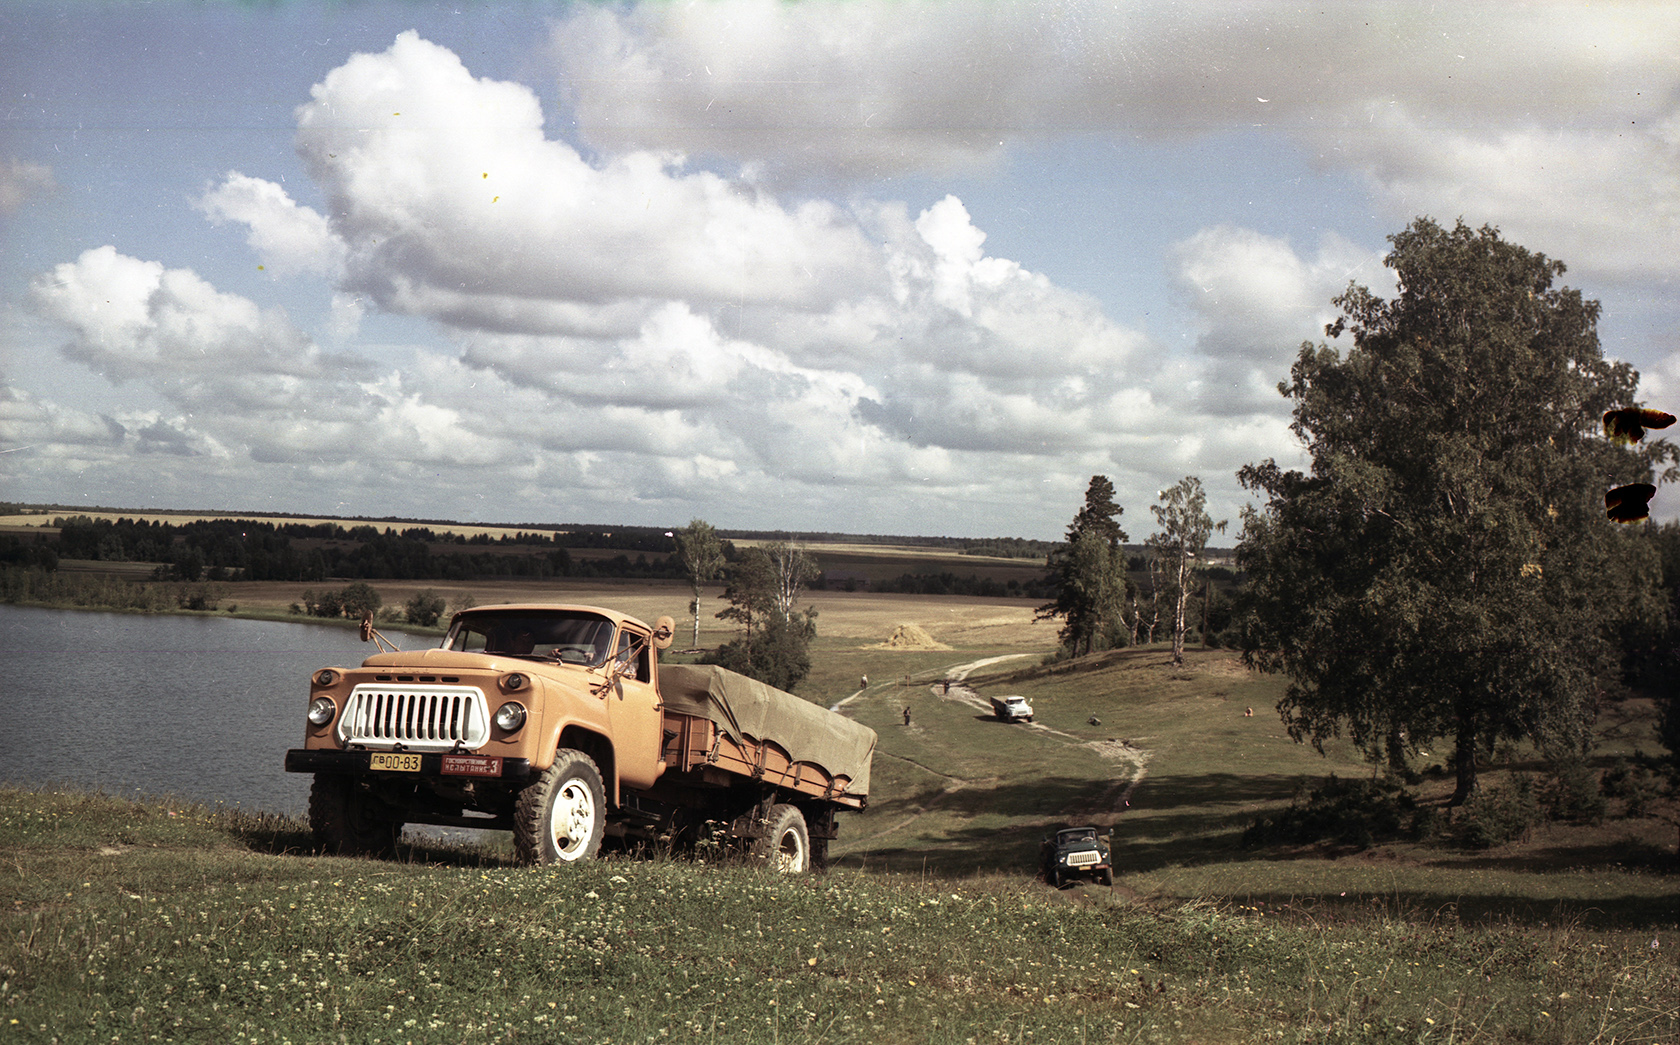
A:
370 752 422 772
442 755 503 777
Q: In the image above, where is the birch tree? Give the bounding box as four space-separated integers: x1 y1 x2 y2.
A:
1147 476 1223 666
673 518 725 648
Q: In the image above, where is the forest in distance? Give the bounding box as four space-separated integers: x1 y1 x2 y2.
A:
0 508 1067 592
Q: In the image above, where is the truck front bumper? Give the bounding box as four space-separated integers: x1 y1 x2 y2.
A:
285 748 535 782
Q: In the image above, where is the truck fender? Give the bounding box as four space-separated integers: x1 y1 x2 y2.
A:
554 725 618 806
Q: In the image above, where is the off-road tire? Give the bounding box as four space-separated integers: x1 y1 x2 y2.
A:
514 749 606 865
1100 868 1114 887
1049 869 1062 888
309 774 401 856
752 804 811 874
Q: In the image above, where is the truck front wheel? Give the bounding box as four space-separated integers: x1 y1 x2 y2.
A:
515 749 606 865
753 804 810 874
309 774 401 856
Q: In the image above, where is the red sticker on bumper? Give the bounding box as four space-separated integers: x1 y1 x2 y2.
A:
441 755 504 777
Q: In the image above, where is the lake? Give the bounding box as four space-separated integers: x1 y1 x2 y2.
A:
0 604 402 816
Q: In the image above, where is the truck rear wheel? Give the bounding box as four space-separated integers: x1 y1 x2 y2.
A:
753 804 810 874
309 774 401 856
515 749 606 865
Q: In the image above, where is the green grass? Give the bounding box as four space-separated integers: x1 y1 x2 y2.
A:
827 643 1372 877
5 631 1680 1043
2 787 1676 1044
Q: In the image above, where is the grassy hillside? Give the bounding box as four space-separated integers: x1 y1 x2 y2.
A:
834 643 1680 890
5 628 1680 1042
2 785 1676 1045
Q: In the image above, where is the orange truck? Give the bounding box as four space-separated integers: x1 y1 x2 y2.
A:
284 604 875 871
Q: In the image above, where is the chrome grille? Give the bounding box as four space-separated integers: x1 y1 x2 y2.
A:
337 685 489 751
1064 850 1101 867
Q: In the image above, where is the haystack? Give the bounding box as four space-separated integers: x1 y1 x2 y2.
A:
875 623 952 650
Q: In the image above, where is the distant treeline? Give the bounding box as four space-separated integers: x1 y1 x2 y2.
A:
4 503 1063 558
16 516 688 583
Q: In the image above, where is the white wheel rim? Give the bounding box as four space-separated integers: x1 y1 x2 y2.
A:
551 778 595 859
774 828 807 873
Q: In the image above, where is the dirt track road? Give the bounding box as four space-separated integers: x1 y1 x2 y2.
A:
845 654 1149 836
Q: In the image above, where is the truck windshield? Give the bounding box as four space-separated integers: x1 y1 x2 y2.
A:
444 611 617 666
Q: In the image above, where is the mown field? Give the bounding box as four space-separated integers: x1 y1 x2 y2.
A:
3 575 1679 1042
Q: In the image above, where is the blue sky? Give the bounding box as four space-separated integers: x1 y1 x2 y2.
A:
4 1 1679 540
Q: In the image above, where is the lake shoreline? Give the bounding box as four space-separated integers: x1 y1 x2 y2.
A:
0 594 446 638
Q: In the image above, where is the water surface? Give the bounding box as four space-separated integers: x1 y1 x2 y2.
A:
0 605 393 815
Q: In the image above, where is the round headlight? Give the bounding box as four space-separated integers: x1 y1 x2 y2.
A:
307 697 337 726
314 669 338 687
502 672 527 692
494 702 527 733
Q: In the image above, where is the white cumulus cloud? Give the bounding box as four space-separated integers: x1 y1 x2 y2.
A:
198 172 347 278
1169 226 1388 415
29 246 357 384
294 31 881 333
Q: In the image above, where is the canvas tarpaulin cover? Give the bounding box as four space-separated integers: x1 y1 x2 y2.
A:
659 664 875 795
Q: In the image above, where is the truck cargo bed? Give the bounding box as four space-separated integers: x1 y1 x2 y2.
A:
658 664 873 808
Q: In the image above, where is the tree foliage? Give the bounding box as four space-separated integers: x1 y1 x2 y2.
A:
403 588 446 627
703 614 816 693
1631 523 1680 797
1237 218 1670 803
674 518 725 648
1148 476 1222 666
706 541 819 691
1038 476 1130 656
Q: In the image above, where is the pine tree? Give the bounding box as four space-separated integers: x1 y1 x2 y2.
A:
1038 476 1130 656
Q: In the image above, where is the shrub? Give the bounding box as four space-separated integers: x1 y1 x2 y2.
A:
175 583 220 612
339 582 381 620
1454 774 1540 849
302 583 382 619
1544 757 1607 825
702 615 814 692
404 588 446 627
1600 757 1657 819
1242 775 1418 850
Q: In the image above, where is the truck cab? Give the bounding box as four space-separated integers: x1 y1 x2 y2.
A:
285 604 672 861
1041 826 1113 887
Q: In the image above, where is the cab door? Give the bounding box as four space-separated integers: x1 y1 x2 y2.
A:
604 625 664 790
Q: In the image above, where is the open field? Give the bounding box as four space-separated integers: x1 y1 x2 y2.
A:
733 538 1048 586
164 577 1051 660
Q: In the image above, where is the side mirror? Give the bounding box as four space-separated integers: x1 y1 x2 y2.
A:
652 616 675 650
